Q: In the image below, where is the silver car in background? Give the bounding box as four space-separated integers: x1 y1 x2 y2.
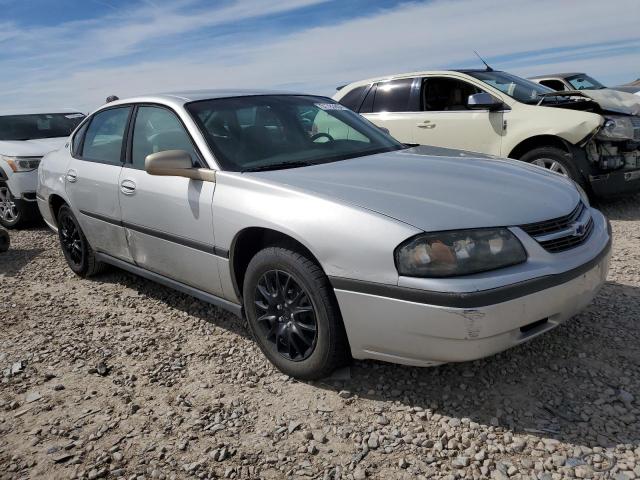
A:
37 91 611 379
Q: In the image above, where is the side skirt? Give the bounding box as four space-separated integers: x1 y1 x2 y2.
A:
95 252 243 318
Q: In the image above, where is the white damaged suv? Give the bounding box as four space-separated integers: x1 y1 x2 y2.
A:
335 69 640 197
0 109 85 228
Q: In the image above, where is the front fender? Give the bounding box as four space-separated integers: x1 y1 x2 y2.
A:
212 172 421 286
502 104 602 156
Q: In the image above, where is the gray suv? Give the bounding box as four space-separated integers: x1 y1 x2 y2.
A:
38 91 611 379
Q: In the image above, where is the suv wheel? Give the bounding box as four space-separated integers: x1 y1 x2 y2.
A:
0 183 25 229
57 205 104 277
243 246 349 380
520 146 586 188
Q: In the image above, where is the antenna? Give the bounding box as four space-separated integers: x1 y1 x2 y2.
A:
473 51 494 72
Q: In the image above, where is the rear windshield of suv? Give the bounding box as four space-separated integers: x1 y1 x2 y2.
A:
187 95 405 172
0 113 85 141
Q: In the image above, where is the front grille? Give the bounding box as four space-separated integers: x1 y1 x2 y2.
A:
519 202 593 253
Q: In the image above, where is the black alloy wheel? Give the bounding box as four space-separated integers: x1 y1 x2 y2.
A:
243 246 350 379
59 211 85 268
56 205 104 277
254 269 318 361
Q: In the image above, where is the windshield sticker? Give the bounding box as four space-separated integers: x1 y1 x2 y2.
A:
315 103 348 111
65 113 85 119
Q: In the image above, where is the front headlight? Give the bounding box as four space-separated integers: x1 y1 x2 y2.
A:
1 155 41 172
395 228 527 278
596 116 634 141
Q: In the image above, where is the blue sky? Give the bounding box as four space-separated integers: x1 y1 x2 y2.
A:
1 0 638 112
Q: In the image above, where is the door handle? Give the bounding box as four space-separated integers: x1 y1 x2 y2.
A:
417 121 436 129
66 169 78 183
120 179 136 195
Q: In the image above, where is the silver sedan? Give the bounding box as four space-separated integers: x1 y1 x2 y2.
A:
37 91 611 379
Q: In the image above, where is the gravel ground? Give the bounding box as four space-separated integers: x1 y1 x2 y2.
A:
1 196 639 480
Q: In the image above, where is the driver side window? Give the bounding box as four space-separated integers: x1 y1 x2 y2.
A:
131 106 199 170
421 77 481 111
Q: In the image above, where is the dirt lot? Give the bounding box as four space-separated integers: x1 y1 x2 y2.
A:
1 196 639 480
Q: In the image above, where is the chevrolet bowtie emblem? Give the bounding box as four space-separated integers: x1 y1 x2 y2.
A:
572 221 587 237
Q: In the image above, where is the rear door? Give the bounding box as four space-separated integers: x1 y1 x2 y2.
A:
360 78 423 143
118 104 222 296
413 76 504 155
65 106 133 261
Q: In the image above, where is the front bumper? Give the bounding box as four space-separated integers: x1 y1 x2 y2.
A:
589 168 640 197
333 221 611 367
4 169 38 200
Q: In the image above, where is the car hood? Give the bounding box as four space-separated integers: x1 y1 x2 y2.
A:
0 137 68 157
249 146 580 232
544 89 640 116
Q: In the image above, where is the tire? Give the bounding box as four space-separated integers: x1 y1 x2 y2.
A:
520 146 587 189
57 205 104 277
0 227 9 253
0 182 28 229
243 246 349 380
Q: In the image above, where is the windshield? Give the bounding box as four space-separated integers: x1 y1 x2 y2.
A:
466 71 553 104
0 113 85 141
186 95 405 172
566 74 606 90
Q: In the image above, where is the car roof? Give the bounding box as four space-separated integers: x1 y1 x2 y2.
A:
528 73 584 80
0 107 85 117
100 89 308 112
338 70 495 91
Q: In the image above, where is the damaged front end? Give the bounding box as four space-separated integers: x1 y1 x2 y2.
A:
540 91 640 196
583 115 640 196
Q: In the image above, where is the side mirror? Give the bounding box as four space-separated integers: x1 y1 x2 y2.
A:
467 93 503 111
145 150 216 182
378 126 391 135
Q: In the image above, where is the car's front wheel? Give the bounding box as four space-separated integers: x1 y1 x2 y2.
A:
0 183 26 229
57 205 104 277
243 246 349 380
520 146 586 188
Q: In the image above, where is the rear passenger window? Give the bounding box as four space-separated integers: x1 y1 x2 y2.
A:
131 106 199 170
81 107 131 165
371 78 415 113
359 84 377 113
338 86 368 111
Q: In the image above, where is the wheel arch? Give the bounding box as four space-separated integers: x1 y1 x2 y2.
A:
507 135 571 160
48 194 68 227
229 227 324 302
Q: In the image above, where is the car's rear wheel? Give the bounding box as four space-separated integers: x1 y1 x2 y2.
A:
0 183 26 229
57 205 104 277
243 246 349 379
520 146 586 189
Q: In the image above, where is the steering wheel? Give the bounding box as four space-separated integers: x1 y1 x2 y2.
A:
310 132 335 143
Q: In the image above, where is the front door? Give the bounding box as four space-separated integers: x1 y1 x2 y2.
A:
118 105 222 296
413 77 504 156
65 106 133 262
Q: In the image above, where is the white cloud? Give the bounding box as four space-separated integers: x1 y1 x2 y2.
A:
1 0 638 112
